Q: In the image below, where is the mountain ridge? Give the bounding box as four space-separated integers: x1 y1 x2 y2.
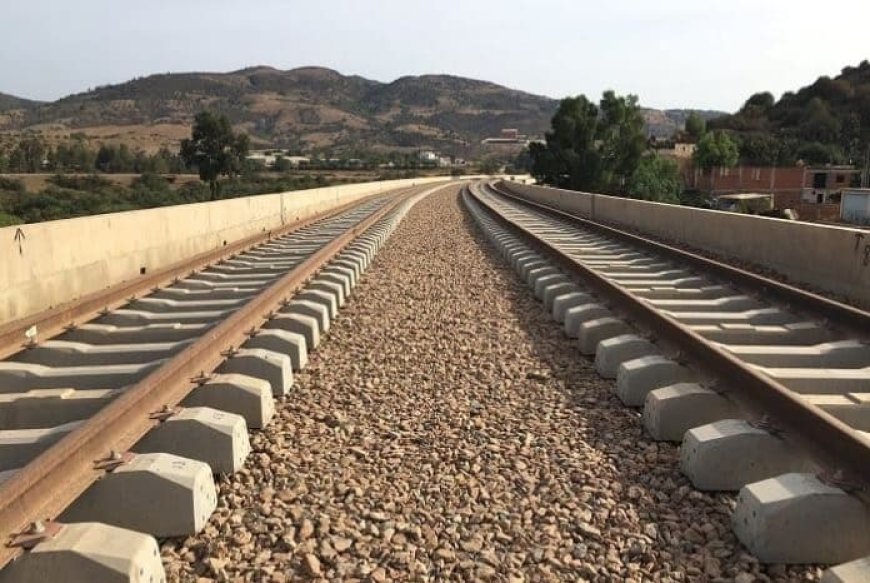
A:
0 92 43 112
0 67 726 155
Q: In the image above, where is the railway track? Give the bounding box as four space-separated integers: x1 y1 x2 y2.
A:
464 181 870 575
0 182 447 582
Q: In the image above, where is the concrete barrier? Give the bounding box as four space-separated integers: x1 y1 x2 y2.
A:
0 177 453 323
502 182 870 307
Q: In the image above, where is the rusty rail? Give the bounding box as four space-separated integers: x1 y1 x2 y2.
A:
0 186 422 569
492 181 870 337
0 189 408 362
468 182 870 490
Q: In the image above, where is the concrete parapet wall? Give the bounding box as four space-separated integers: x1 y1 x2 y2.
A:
505 182 595 217
502 182 870 307
0 177 450 323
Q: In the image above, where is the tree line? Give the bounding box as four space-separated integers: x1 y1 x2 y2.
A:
709 60 870 168
529 91 685 204
1 111 330 226
531 61 870 205
0 170 341 227
0 136 188 175
0 110 444 226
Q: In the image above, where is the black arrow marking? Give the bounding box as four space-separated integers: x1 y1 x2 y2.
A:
14 228 25 255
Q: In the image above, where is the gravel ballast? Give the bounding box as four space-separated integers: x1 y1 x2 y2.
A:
161 186 820 582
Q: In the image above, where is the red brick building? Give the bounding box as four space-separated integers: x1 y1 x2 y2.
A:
689 165 861 220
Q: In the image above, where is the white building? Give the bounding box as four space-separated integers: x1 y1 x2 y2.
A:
841 189 870 225
285 156 310 167
246 152 311 169
419 151 439 163
246 152 277 167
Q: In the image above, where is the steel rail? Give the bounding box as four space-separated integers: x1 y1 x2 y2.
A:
0 185 424 569
492 181 870 337
0 189 408 362
467 183 870 490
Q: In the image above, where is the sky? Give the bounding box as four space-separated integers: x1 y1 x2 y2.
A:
1 0 868 112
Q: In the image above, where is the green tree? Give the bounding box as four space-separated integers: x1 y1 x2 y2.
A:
708 62 870 174
797 141 844 165
479 158 502 174
273 155 293 172
10 138 46 173
52 138 96 172
798 97 841 144
0 212 22 227
530 91 646 193
598 91 647 188
513 148 533 172
180 111 250 198
95 145 114 172
694 131 739 169
685 112 706 140
739 133 788 166
740 92 775 118
627 155 683 203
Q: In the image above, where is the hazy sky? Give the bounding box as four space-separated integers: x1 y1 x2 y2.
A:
1 0 868 111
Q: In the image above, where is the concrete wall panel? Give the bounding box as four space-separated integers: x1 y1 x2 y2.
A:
502 182 870 307
0 177 449 322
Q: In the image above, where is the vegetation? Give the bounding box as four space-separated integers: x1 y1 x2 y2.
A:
0 176 25 226
529 91 690 205
694 131 739 169
684 112 706 140
627 155 683 203
0 91 40 112
180 111 250 198
0 135 187 174
529 91 646 193
0 170 343 225
710 60 870 168
0 108 459 225
478 158 502 174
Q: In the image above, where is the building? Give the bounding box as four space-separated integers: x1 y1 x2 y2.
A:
841 189 870 225
481 128 532 146
285 156 310 167
419 150 439 163
416 151 454 168
691 165 802 198
692 165 859 200
246 151 311 169
691 164 861 221
651 139 696 160
802 166 862 204
673 143 696 158
246 151 278 168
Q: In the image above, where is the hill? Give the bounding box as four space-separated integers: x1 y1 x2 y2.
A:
0 67 726 155
0 67 555 156
0 92 41 112
709 60 870 165
643 108 726 138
